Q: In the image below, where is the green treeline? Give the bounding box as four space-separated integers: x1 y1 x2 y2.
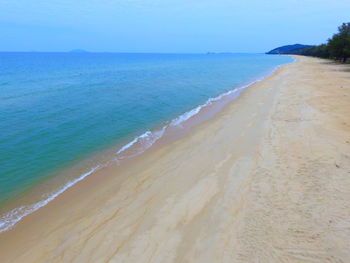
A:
299 23 350 62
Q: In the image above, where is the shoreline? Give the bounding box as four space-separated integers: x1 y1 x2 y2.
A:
0 58 293 233
1 55 350 262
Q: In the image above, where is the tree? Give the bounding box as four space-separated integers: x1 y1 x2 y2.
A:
328 23 350 62
267 22 350 62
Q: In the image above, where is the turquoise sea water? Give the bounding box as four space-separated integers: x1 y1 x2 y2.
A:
0 52 292 231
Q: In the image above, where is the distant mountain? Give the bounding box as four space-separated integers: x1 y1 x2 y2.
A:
69 49 89 53
266 44 314 55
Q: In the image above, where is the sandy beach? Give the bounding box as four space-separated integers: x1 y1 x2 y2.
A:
1 56 349 262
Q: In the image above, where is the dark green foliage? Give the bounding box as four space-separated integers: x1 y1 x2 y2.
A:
327 23 350 62
266 44 314 55
267 23 350 62
298 44 330 58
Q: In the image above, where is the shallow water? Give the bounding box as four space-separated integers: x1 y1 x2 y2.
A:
0 52 292 231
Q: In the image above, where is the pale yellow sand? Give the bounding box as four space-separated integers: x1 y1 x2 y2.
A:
1 56 350 263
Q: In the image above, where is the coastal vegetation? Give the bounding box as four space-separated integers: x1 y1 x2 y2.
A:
266 44 313 55
267 22 350 62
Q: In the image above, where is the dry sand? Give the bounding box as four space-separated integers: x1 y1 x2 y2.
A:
0 56 349 263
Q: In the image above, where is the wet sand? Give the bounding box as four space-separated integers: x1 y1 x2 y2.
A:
1 56 350 262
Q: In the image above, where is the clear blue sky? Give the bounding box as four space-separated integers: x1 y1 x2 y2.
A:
0 0 349 53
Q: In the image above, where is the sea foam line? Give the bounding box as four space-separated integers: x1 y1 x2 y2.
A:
0 60 292 233
116 127 166 158
114 60 292 160
0 166 101 233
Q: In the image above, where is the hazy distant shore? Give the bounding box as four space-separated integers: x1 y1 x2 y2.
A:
1 56 350 262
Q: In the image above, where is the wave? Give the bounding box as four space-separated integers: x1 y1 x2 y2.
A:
0 61 290 233
116 127 166 159
0 166 101 233
113 60 293 161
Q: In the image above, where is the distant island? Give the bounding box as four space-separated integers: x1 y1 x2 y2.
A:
266 44 314 55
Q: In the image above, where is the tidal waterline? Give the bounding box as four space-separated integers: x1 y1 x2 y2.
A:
0 52 293 230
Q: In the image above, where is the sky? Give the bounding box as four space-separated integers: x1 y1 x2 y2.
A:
0 0 349 53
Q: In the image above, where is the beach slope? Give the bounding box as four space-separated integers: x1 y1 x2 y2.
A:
1 56 350 262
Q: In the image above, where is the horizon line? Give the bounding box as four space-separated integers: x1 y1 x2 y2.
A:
0 50 267 54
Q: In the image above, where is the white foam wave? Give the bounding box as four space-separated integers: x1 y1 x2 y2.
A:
169 61 293 129
0 165 101 233
116 127 166 158
170 81 248 127
170 106 202 126
114 78 259 159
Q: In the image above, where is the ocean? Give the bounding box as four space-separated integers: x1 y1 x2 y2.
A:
0 52 293 231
